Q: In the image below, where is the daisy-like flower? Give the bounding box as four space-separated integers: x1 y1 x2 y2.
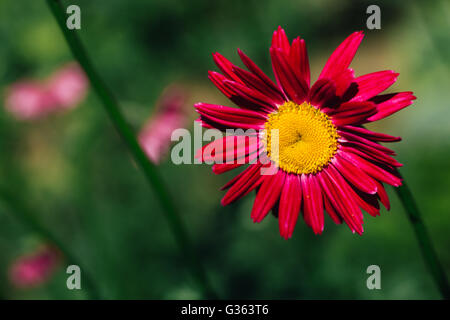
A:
195 27 415 238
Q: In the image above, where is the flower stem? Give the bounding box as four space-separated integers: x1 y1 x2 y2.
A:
0 187 101 299
46 0 217 299
395 175 450 299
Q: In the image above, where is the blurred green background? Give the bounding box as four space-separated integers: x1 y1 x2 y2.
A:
0 0 449 299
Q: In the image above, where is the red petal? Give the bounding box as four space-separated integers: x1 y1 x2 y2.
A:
289 37 310 87
339 142 402 168
330 101 377 126
351 70 399 102
221 163 264 205
232 65 284 103
338 150 402 187
209 71 275 113
327 166 364 229
279 174 302 239
339 126 401 142
271 26 291 55
374 180 390 210
224 80 278 113
237 48 282 96
368 92 416 121
333 68 355 96
212 149 261 174
212 163 242 174
307 79 337 109
208 71 235 98
319 31 364 82
318 169 363 234
270 48 308 104
301 174 324 234
351 187 381 217
332 156 378 194
196 135 261 163
195 103 267 131
212 52 243 84
323 193 343 224
251 170 286 223
338 130 397 155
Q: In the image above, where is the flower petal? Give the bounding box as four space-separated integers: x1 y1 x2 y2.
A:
339 131 396 155
318 168 363 234
251 170 286 223
333 68 355 97
196 135 261 163
350 70 399 102
271 26 291 55
351 187 381 217
332 156 378 194
327 166 364 228
323 193 343 224
232 65 284 103
340 126 401 142
212 149 261 174
301 174 324 234
209 71 274 113
212 52 243 84
212 163 242 174
237 48 282 96
374 180 390 210
338 150 402 187
270 48 308 104
368 91 416 121
195 103 267 131
208 71 235 98
339 141 402 168
224 80 278 113
307 78 338 109
323 194 343 224
289 37 310 87
279 174 302 239
221 163 264 205
319 31 364 82
330 101 377 126
271 30 311 90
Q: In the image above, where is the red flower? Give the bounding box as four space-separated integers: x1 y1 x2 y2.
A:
195 27 416 238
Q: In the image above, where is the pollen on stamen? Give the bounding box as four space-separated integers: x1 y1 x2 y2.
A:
264 101 339 174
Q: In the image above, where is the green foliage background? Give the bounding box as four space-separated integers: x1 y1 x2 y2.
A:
0 0 448 299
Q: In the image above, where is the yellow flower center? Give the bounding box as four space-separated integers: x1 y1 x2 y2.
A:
264 101 339 174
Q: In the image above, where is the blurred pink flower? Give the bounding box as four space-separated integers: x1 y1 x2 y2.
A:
138 85 189 164
4 81 54 120
47 63 88 109
4 63 88 120
9 245 62 289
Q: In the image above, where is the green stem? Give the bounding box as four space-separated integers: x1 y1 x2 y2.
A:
395 175 450 299
0 187 101 299
46 0 217 298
